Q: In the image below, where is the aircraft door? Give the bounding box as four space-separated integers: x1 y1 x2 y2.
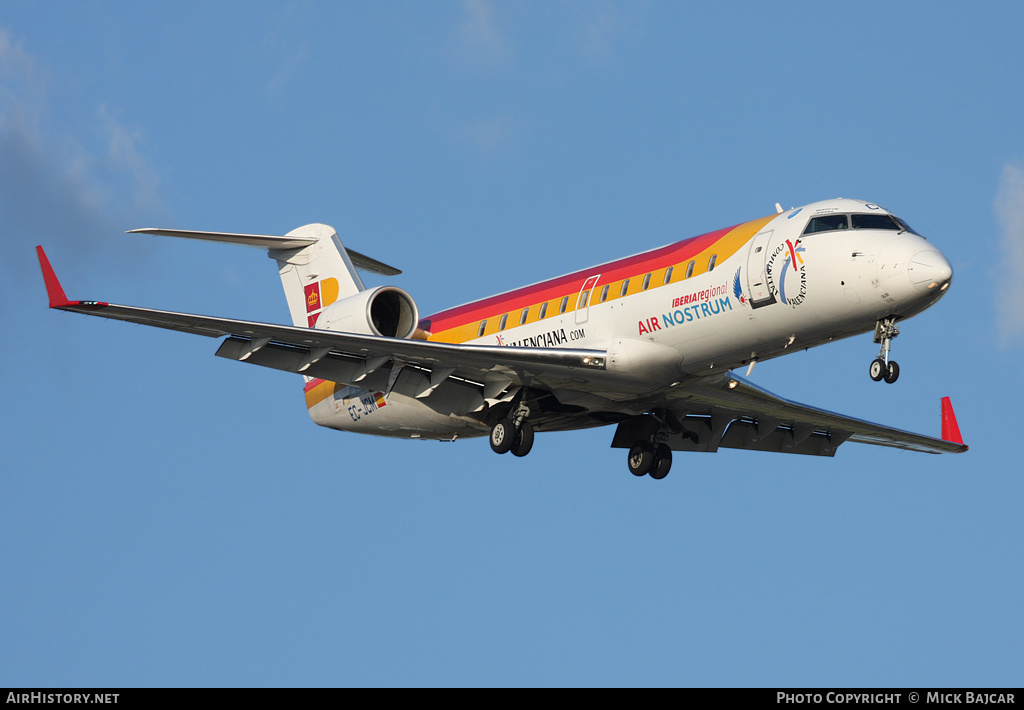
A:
575 274 601 325
746 229 777 309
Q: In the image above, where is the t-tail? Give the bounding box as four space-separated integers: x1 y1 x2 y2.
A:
269 223 367 328
127 225 420 337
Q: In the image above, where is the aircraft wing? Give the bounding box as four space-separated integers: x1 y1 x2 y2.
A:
609 371 968 456
36 247 608 398
687 372 964 453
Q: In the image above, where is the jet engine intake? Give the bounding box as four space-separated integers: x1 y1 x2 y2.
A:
318 286 419 338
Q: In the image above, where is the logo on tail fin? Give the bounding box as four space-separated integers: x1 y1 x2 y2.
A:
305 283 321 312
303 278 341 328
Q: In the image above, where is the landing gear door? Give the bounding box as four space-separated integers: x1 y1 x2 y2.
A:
576 274 600 325
746 229 777 309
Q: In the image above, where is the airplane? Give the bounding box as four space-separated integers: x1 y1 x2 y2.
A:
36 197 967 479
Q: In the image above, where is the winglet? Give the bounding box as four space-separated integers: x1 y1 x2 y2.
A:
35 246 71 308
941 397 965 447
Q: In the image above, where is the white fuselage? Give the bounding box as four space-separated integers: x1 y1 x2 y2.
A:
307 199 953 439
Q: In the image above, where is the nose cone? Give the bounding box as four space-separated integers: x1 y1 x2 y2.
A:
908 249 953 293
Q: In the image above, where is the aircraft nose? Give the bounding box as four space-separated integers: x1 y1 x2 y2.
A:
907 249 953 294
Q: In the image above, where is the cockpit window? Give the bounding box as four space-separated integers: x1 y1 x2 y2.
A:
803 214 849 234
891 215 922 236
804 211 923 237
851 213 900 230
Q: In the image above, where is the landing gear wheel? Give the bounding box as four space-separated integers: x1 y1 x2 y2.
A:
869 358 886 382
884 360 900 384
489 418 516 454
510 421 535 457
649 444 672 480
627 442 654 477
872 318 901 384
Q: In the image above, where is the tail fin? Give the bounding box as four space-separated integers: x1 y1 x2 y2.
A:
272 223 364 327
128 224 401 328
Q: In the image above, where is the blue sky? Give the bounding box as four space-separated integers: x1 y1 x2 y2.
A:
1 1 1021 687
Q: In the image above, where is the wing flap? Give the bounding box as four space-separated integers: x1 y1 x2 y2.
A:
215 337 395 392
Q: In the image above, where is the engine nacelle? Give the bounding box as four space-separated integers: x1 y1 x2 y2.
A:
318 286 419 338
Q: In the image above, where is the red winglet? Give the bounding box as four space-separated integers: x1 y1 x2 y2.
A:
941 397 965 446
35 246 72 308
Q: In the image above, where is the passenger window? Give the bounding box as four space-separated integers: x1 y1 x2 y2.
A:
642 273 651 290
559 296 568 314
600 285 609 302
663 267 674 285
539 302 548 319
499 313 508 331
520 308 529 325
708 254 717 272
579 290 589 309
478 320 487 337
620 279 630 297
803 214 849 234
851 213 900 230
685 261 694 279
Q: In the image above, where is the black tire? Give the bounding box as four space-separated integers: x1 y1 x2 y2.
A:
510 421 535 457
649 444 672 480
884 360 900 384
869 358 886 382
627 442 654 476
490 418 516 454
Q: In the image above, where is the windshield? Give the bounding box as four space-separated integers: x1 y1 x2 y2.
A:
803 214 849 234
891 215 922 236
802 212 924 236
851 213 900 230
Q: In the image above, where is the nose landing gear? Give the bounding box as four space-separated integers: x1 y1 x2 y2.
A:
870 318 900 384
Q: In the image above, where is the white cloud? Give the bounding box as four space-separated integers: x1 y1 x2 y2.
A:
98 104 162 214
458 0 509 65
262 5 311 100
463 113 515 153
0 27 165 285
995 162 1024 344
574 2 626 60
0 29 43 126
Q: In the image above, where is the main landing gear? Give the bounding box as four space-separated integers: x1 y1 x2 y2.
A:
870 317 901 384
627 441 673 480
489 400 535 457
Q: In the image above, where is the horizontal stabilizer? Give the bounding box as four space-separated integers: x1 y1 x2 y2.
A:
127 228 316 250
127 228 402 275
342 249 403 276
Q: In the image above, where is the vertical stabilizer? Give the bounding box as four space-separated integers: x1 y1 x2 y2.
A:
270 223 365 328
